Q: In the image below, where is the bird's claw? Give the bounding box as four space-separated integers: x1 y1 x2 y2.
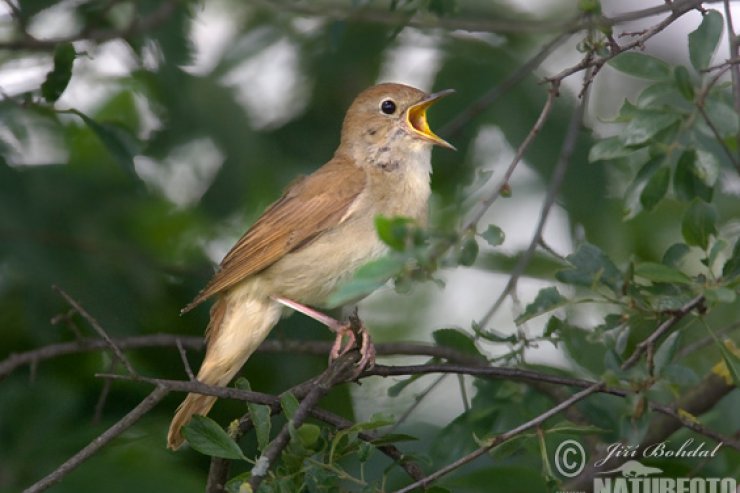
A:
329 317 375 378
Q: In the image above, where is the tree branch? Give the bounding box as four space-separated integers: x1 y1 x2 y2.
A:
0 0 181 51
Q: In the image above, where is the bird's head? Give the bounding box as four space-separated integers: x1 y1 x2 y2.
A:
337 83 455 164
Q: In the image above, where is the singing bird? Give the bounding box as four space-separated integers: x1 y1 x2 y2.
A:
167 82 454 450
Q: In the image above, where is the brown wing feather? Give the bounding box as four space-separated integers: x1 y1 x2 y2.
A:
182 158 366 313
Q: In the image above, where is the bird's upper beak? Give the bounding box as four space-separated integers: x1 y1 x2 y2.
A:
406 89 456 150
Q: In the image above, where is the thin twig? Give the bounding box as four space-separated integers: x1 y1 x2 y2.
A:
478 74 586 329
247 352 361 490
464 81 561 234
388 374 447 433
23 386 169 493
52 286 137 376
547 0 703 84
175 338 195 381
441 33 569 138
620 295 705 370
392 382 604 493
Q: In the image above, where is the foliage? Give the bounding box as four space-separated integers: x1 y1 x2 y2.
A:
1 1 739 493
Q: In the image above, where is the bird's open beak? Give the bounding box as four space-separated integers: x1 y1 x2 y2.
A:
406 89 456 150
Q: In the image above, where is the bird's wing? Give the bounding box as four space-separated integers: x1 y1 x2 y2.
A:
182 158 366 313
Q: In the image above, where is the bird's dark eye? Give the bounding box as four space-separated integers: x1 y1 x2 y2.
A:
380 99 396 115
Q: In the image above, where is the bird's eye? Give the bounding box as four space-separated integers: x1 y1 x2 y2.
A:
380 99 396 115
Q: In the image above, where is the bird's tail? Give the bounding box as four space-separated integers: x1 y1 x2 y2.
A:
167 292 281 450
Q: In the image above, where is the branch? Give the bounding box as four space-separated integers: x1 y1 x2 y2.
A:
620 295 705 370
22 385 169 493
0 335 487 380
247 352 359 490
251 0 721 36
0 1 180 51
478 69 587 329
547 0 704 84
440 33 569 138
566 370 737 489
392 382 604 493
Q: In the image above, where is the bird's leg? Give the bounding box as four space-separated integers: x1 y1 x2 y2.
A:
271 296 375 375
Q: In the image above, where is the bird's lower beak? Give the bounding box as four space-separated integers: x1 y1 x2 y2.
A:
406 89 456 150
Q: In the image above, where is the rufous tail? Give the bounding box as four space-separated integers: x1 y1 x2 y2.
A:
167 292 281 450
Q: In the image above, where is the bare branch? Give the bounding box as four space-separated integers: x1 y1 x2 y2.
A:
393 382 603 493
175 338 195 381
0 335 487 380
441 33 569 138
463 81 561 235
478 72 587 329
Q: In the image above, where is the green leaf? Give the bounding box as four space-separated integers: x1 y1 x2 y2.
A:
432 328 482 357
703 323 740 387
70 109 138 176
545 420 608 435
707 238 727 268
556 243 623 293
375 215 413 251
296 423 320 449
248 403 271 452
41 42 76 103
236 379 272 451
588 136 632 162
688 10 724 72
280 392 299 420
704 98 740 137
370 433 418 446
458 236 479 266
387 374 423 397
705 287 736 304
681 200 717 249
634 262 692 284
674 150 714 202
674 66 695 100
654 331 681 375
182 415 248 461
623 111 680 146
224 472 251 493
481 224 505 246
516 287 567 324
608 52 671 80
662 243 690 267
722 238 740 279
328 255 406 307
639 166 669 211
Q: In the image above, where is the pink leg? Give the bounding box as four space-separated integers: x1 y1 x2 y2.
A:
271 296 376 374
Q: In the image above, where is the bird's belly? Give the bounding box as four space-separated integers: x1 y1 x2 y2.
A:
260 221 388 308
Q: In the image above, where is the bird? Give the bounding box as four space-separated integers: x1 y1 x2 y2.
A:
167 82 454 450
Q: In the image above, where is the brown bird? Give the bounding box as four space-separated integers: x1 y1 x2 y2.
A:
167 82 454 450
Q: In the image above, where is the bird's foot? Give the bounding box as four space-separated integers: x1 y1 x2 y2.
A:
329 312 376 378
271 297 375 378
